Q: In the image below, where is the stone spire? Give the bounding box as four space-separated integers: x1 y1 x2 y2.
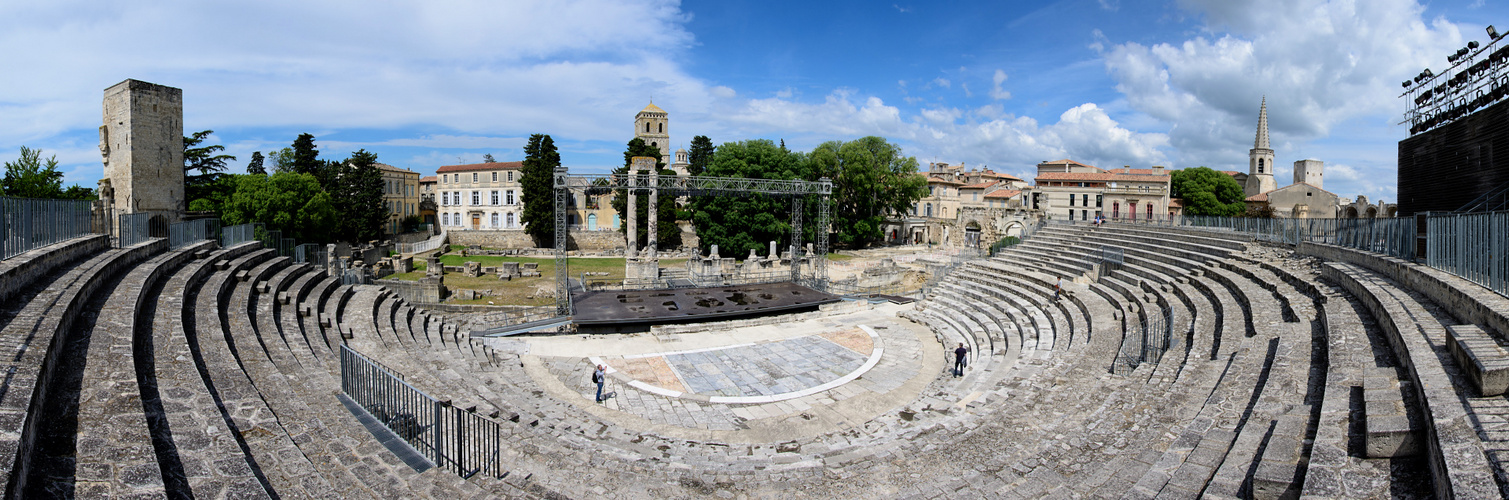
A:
1254 96 1270 150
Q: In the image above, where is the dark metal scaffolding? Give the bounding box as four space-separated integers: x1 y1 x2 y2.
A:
552 168 832 315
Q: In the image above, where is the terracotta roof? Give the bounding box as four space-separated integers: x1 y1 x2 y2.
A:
1035 171 1168 182
419 176 437 183
1039 159 1100 170
1168 198 1184 208
1107 168 1165 175
376 163 418 174
640 102 665 113
436 161 523 173
960 181 998 190
1220 170 1244 176
1245 192 1269 202
986 172 1025 182
985 189 1022 199
926 176 964 185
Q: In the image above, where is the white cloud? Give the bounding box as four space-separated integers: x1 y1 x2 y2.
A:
932 77 951 89
990 69 1011 100
711 86 737 98
1102 0 1467 200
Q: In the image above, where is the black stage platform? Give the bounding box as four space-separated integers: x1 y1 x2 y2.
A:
571 282 840 330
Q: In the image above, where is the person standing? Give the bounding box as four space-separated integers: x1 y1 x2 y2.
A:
1055 277 1063 300
593 364 607 403
953 343 969 377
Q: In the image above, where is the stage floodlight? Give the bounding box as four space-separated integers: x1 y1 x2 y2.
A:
1403 81 1413 88
1489 25 1500 39
1469 41 1480 50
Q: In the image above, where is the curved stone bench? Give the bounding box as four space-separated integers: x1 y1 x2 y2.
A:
3 239 165 495
0 234 107 304
1322 261 1499 498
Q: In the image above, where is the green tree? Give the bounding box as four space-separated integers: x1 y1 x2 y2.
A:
611 138 682 251
220 172 337 242
61 185 96 200
184 130 236 176
322 150 387 243
519 134 561 247
687 135 714 176
400 214 425 234
483 153 497 163
688 139 809 257
269 147 296 173
185 130 236 204
289 133 322 176
808 136 927 249
2 146 68 199
1170 166 1246 216
247 151 266 175
188 174 240 212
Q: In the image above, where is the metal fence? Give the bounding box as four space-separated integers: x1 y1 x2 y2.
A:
1116 216 1419 261
396 231 448 255
1427 211 1509 297
0 196 96 260
118 212 153 248
339 345 506 479
169 218 221 249
220 223 259 247
1111 309 1175 376
1097 246 1124 279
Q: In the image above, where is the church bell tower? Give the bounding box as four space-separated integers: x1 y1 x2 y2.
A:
1245 97 1277 198
634 102 670 166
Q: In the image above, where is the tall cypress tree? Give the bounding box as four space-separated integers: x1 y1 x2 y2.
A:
290 133 322 176
687 135 714 177
246 151 266 175
326 149 386 243
520 134 561 247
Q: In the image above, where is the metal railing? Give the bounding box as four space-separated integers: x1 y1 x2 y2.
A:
340 345 505 479
169 218 221 249
220 223 259 247
0 196 96 260
1098 246 1124 279
1111 309 1175 375
1110 215 1419 261
294 243 328 267
1427 210 1508 297
396 231 448 255
118 212 156 248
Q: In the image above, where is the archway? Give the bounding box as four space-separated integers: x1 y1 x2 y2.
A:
1365 206 1378 218
1344 206 1359 218
964 221 982 248
1003 221 1024 238
148 215 169 238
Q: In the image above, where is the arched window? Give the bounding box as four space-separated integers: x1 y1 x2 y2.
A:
658 123 663 133
645 122 650 133
588 213 598 230
1146 203 1153 219
491 213 499 227
506 212 515 227
442 213 449 226
1258 158 1265 173
1112 202 1119 219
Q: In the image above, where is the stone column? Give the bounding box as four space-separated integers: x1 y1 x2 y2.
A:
647 167 659 259
626 172 638 259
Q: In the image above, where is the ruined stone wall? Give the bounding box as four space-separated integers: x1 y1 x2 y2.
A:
449 228 626 251
102 79 184 219
374 278 445 304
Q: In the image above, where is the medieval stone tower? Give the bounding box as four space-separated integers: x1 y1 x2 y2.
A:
1293 159 1323 189
1245 97 1277 198
100 79 185 222
634 102 670 166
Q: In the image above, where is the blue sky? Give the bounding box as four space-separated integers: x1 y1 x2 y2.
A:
2 0 1505 204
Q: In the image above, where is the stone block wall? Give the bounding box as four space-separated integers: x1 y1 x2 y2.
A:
374 278 445 304
102 79 184 218
449 228 627 251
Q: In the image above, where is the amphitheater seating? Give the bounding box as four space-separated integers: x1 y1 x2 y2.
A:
4 221 1509 497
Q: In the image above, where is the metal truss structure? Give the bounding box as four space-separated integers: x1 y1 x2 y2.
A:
552 168 832 315
1401 29 1509 135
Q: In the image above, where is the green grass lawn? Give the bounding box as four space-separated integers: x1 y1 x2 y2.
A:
402 255 689 306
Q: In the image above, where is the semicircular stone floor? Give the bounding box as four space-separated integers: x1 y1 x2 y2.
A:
518 304 937 440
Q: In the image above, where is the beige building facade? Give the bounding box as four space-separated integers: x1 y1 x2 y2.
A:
1032 160 1172 222
435 161 524 231
378 163 420 235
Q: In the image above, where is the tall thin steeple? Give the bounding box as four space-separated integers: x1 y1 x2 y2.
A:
1245 96 1276 197
1254 96 1270 149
